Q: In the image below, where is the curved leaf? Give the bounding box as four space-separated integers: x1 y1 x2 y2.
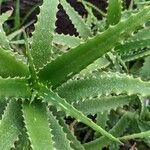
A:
38 6 150 87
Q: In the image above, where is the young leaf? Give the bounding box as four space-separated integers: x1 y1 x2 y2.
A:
0 17 28 64
22 101 54 150
0 11 12 49
38 6 150 88
31 0 59 69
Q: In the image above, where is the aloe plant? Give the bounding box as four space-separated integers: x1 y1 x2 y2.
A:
0 0 150 149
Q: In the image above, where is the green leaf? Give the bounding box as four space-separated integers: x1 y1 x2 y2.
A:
22 101 53 150
0 10 12 23
129 26 150 41
57 116 85 150
120 130 150 141
73 95 136 115
53 34 82 48
7 27 24 41
14 130 32 150
137 120 150 132
78 56 110 76
0 16 27 64
10 39 25 45
0 77 31 98
57 72 150 103
10 33 82 48
0 100 6 120
140 56 150 80
84 112 131 150
40 86 122 144
14 0 20 30
0 11 12 49
137 120 150 144
38 6 150 88
97 112 108 129
82 1 106 17
94 111 109 138
106 0 122 27
0 100 22 150
48 110 73 150
31 0 59 69
60 0 91 39
0 47 29 78
116 39 150 62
